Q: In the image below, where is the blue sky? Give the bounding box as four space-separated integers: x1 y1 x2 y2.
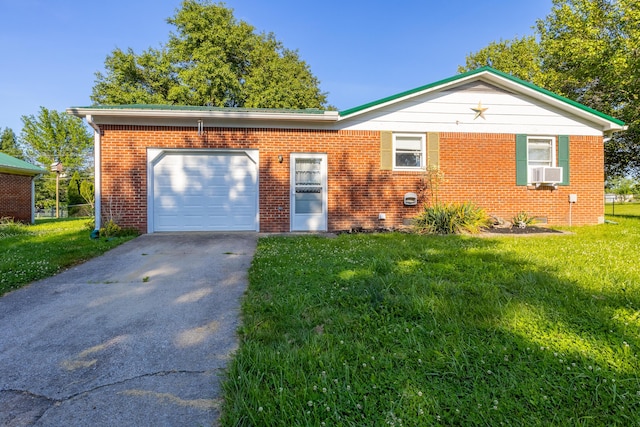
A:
0 0 553 135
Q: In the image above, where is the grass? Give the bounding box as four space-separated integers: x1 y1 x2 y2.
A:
222 211 640 426
0 218 136 296
606 201 640 217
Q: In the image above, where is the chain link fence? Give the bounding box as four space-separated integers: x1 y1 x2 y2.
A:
35 204 93 219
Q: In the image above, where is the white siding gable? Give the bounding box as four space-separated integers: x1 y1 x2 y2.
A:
336 81 604 136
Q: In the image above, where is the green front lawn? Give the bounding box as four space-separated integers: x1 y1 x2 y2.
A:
222 216 640 425
0 218 136 296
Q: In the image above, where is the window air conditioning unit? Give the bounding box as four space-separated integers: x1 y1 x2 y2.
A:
532 167 563 184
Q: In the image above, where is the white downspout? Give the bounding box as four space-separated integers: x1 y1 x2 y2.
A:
31 176 36 224
86 115 101 232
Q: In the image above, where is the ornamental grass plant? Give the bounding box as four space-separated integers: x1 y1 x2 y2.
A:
222 213 640 426
413 201 492 235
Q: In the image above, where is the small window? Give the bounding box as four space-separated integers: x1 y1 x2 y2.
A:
393 134 425 170
527 136 555 182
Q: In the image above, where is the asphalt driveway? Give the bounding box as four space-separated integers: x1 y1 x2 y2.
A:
0 232 257 426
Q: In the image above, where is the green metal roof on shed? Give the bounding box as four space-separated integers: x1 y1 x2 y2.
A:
0 152 47 176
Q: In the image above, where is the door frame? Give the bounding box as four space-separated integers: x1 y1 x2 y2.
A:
290 153 328 232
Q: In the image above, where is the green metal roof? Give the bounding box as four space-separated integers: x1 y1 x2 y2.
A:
339 66 626 127
0 152 47 175
68 67 625 129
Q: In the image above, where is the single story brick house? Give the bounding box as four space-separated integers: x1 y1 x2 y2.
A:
67 67 626 234
0 153 46 223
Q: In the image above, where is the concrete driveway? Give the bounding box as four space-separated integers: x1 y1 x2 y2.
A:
0 232 257 426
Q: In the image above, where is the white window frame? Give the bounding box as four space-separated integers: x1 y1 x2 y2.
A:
527 136 556 183
393 133 426 171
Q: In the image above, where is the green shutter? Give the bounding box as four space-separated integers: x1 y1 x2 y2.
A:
427 132 439 169
380 131 393 170
516 134 528 185
558 135 570 185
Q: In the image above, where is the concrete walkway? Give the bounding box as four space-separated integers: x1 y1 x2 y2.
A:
0 232 257 426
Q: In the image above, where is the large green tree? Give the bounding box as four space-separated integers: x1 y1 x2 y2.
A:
92 0 327 109
0 128 24 159
459 36 544 85
460 0 640 179
21 107 93 170
538 0 640 178
20 107 93 209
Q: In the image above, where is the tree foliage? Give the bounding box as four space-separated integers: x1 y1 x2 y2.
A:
0 128 24 159
459 36 543 85
20 107 93 171
92 0 327 109
461 0 640 179
67 171 83 206
607 176 638 200
91 48 176 105
20 107 93 209
67 170 94 216
80 180 95 211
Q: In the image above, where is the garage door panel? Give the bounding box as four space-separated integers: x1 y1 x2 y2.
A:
152 152 258 232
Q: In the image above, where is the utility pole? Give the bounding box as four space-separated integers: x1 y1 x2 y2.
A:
51 161 64 218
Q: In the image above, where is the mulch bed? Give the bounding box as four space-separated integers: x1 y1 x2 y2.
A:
482 226 565 235
335 226 565 236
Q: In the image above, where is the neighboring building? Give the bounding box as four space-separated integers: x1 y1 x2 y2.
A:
0 153 46 223
67 67 626 234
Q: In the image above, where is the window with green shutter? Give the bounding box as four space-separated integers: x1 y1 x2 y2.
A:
515 134 569 186
558 135 569 185
516 134 528 185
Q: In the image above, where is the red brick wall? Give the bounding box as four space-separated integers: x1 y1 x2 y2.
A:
437 133 603 226
0 173 33 223
98 126 604 233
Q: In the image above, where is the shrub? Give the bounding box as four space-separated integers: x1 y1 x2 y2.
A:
413 202 492 235
99 219 121 238
98 219 139 238
511 211 536 229
84 219 95 231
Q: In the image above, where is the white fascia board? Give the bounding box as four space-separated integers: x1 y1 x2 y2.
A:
67 107 339 125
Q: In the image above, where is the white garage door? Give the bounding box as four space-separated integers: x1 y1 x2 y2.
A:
151 151 258 232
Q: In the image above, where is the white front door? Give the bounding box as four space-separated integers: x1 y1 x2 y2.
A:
291 153 327 231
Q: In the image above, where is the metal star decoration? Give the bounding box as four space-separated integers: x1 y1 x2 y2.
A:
471 101 488 120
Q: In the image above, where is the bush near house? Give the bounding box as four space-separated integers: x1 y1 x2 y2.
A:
511 211 536 228
413 202 492 235
222 214 640 425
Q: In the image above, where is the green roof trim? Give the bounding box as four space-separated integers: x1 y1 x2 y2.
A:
339 66 626 126
338 69 482 117
0 152 47 175
69 104 328 115
485 67 626 126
